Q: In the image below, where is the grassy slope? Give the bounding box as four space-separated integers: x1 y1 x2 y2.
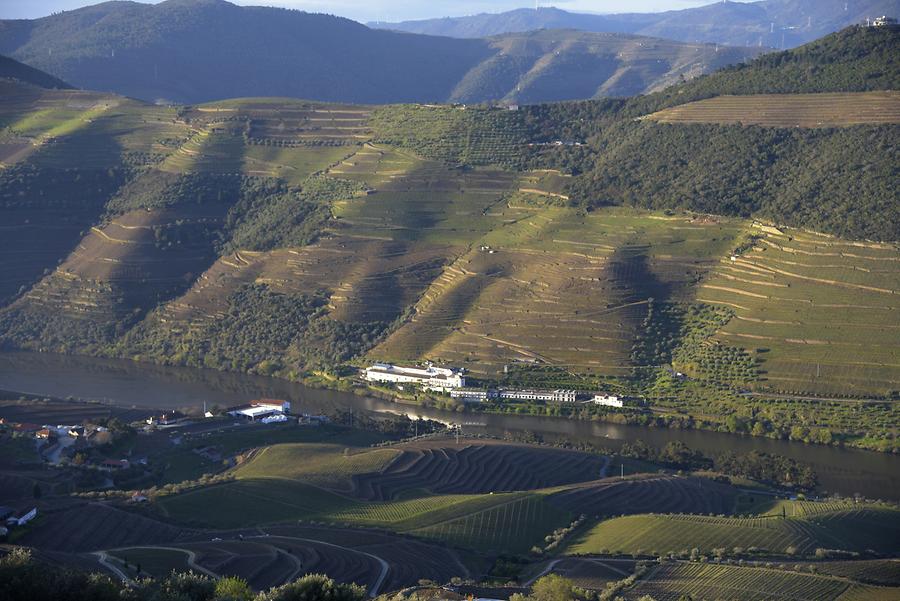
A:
567 506 900 556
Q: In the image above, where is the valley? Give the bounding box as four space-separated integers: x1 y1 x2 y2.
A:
0 12 897 601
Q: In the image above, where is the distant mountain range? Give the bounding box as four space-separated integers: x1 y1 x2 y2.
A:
0 0 763 105
372 0 900 48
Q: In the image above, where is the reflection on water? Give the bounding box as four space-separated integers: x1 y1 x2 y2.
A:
0 351 897 500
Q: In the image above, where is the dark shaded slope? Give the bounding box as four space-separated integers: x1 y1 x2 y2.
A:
0 54 71 89
0 0 492 104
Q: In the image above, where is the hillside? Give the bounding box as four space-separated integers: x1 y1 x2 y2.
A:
0 26 897 451
374 0 899 48
0 0 764 105
0 55 71 89
522 25 900 242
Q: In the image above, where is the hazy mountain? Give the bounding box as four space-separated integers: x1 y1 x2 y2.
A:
0 54 71 89
373 0 900 48
0 0 763 105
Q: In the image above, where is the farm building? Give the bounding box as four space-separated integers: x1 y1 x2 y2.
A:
590 394 624 408
499 389 577 403
364 363 466 392
228 399 291 421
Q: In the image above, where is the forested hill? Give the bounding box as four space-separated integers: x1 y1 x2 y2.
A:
0 55 71 89
373 0 899 48
516 25 900 242
0 0 763 104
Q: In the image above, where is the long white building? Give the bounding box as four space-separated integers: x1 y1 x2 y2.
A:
364 363 466 392
499 389 577 403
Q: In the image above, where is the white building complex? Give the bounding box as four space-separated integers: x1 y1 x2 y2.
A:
364 363 466 392
590 394 623 408
228 399 292 421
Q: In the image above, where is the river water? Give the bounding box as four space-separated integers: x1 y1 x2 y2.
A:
1 351 897 500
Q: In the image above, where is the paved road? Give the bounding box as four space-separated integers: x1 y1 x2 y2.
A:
93 551 131 583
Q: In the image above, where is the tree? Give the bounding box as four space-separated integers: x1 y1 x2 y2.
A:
256 574 366 601
215 577 253 601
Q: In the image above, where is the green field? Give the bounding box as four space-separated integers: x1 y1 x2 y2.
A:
567 507 900 557
232 443 400 492
629 562 857 601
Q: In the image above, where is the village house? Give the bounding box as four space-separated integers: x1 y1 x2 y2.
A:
100 459 130 470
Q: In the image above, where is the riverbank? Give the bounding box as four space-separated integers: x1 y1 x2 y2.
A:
1 351 898 501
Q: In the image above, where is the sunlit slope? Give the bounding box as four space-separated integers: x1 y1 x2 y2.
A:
644 91 900 128
699 226 900 397
373 209 745 378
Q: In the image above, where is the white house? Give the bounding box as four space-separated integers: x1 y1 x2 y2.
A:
590 394 623 408
364 363 466 392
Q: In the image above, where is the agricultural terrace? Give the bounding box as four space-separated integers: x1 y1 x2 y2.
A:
107 526 471 593
699 224 900 397
373 208 745 378
627 561 879 601
643 91 900 128
547 475 739 518
351 439 607 500
159 440 596 553
567 506 900 557
541 557 637 591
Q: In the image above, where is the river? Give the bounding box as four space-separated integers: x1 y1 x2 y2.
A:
1 351 897 500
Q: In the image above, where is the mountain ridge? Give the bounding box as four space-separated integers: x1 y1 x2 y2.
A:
373 0 900 47
0 0 764 105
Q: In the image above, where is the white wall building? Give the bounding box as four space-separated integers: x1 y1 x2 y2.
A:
590 394 623 408
499 389 577 403
364 363 466 392
228 399 291 421
449 388 497 403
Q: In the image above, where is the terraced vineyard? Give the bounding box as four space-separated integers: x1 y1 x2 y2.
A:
373 209 746 378
628 562 854 601
352 441 606 500
644 91 900 128
567 506 900 556
19 502 195 552
547 475 739 518
699 225 900 397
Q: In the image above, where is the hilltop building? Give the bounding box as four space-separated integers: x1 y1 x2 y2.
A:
872 15 897 26
364 363 466 392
